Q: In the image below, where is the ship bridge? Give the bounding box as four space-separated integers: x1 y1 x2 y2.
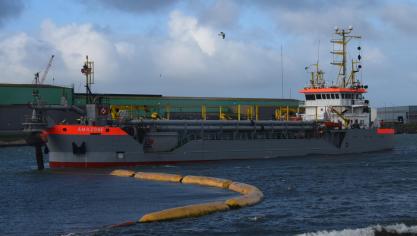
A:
299 87 368 107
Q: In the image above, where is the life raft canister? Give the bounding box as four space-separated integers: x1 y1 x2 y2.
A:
100 107 108 115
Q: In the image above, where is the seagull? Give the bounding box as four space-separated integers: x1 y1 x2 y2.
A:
218 32 225 39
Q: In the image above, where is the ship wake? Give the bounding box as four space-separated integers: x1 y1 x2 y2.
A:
298 223 417 236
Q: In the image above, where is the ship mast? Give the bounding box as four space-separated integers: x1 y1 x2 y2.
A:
305 40 326 89
331 26 361 88
81 56 94 104
305 63 325 88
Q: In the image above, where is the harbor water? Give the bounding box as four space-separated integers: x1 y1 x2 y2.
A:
1 134 417 235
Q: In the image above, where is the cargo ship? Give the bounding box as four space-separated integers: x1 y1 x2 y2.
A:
38 27 394 168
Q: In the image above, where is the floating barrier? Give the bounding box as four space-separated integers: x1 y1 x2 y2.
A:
181 175 232 189
109 169 264 224
134 172 183 183
228 182 262 195
109 169 135 177
225 193 263 208
110 221 136 228
226 182 264 208
139 201 230 223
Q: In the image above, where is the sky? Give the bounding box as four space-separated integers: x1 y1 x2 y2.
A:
0 0 415 107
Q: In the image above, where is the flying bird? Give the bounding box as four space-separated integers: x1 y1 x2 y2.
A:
218 32 225 39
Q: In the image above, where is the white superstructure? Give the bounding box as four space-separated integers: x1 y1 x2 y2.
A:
300 27 370 129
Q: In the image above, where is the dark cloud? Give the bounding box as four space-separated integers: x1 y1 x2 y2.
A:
238 0 381 40
183 0 381 39
381 2 417 34
248 0 323 10
91 0 179 14
248 0 378 10
193 0 240 29
1 0 416 106
0 0 24 26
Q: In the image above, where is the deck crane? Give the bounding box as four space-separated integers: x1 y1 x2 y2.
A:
33 55 55 85
328 106 350 128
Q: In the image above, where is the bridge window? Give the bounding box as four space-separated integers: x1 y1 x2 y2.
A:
343 93 352 99
331 94 335 99
305 94 315 100
325 94 330 99
316 94 322 99
335 94 340 99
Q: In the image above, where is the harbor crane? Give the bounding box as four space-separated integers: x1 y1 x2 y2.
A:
27 54 55 171
33 55 55 85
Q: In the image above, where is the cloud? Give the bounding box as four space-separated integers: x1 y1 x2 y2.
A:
2 2 417 106
363 46 386 65
248 0 378 11
168 11 218 56
146 12 306 98
381 2 417 34
92 11 294 97
40 20 119 80
0 33 33 82
115 42 135 58
0 10 362 99
0 0 24 27
195 0 241 29
260 2 377 37
85 0 179 14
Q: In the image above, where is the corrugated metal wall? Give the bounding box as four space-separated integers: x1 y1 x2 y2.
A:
74 94 299 107
0 83 300 123
0 84 299 108
376 106 417 124
0 84 73 105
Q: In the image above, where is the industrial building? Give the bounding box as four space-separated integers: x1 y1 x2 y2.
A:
377 106 417 124
0 83 301 145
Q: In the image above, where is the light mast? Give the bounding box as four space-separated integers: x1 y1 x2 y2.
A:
331 26 361 88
